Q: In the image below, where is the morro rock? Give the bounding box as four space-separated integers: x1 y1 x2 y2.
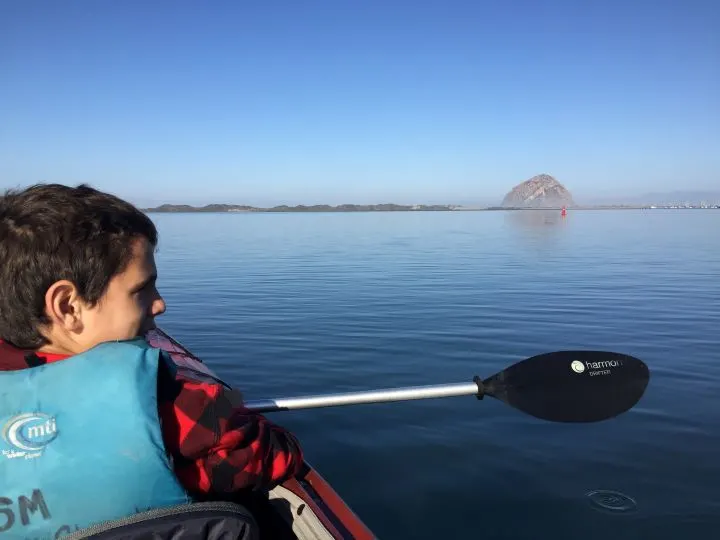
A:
501 174 575 208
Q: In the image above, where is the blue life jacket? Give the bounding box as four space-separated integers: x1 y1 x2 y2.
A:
0 338 192 539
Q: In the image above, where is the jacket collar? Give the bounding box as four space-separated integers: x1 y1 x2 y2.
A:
0 339 69 371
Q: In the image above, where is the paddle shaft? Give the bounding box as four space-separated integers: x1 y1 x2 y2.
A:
244 381 482 413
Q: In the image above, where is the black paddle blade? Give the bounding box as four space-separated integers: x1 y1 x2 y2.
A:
482 351 650 423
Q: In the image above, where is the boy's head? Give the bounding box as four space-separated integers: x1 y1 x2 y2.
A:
0 183 165 354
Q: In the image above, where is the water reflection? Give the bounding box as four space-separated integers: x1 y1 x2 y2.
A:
503 210 569 252
504 209 568 230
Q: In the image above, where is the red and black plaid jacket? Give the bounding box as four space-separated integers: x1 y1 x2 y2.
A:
0 339 304 497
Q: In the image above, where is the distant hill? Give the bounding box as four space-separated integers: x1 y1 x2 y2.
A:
142 203 456 213
630 190 720 206
501 174 575 208
148 203 256 212
586 190 720 206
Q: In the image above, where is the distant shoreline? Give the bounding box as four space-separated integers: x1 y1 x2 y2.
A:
142 203 720 213
142 203 455 213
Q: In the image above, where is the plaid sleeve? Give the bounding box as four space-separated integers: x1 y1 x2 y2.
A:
157 362 304 495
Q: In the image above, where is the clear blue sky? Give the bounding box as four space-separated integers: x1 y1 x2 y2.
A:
1 0 718 206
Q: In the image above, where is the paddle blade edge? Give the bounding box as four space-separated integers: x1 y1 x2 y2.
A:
483 350 650 423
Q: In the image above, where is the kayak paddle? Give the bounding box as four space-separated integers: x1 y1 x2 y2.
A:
244 350 649 423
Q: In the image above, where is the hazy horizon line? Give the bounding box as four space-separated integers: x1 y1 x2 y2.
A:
136 188 720 209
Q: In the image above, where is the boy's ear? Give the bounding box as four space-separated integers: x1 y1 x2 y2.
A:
44 280 84 333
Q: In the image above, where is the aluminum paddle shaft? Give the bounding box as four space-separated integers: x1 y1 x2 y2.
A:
243 381 482 413
241 351 650 423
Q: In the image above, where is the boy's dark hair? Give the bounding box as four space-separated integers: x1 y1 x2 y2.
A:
0 183 158 349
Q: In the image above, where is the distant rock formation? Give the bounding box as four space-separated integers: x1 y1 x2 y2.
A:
501 174 575 208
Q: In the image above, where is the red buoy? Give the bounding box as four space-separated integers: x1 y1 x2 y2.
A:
561 206 567 217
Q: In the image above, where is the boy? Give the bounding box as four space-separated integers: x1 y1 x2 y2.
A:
0 183 303 537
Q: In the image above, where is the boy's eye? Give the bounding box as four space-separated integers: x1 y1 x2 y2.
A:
132 276 157 294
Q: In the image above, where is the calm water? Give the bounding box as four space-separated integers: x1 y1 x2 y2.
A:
151 209 719 539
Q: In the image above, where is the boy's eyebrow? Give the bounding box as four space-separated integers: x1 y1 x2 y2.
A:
131 274 157 293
